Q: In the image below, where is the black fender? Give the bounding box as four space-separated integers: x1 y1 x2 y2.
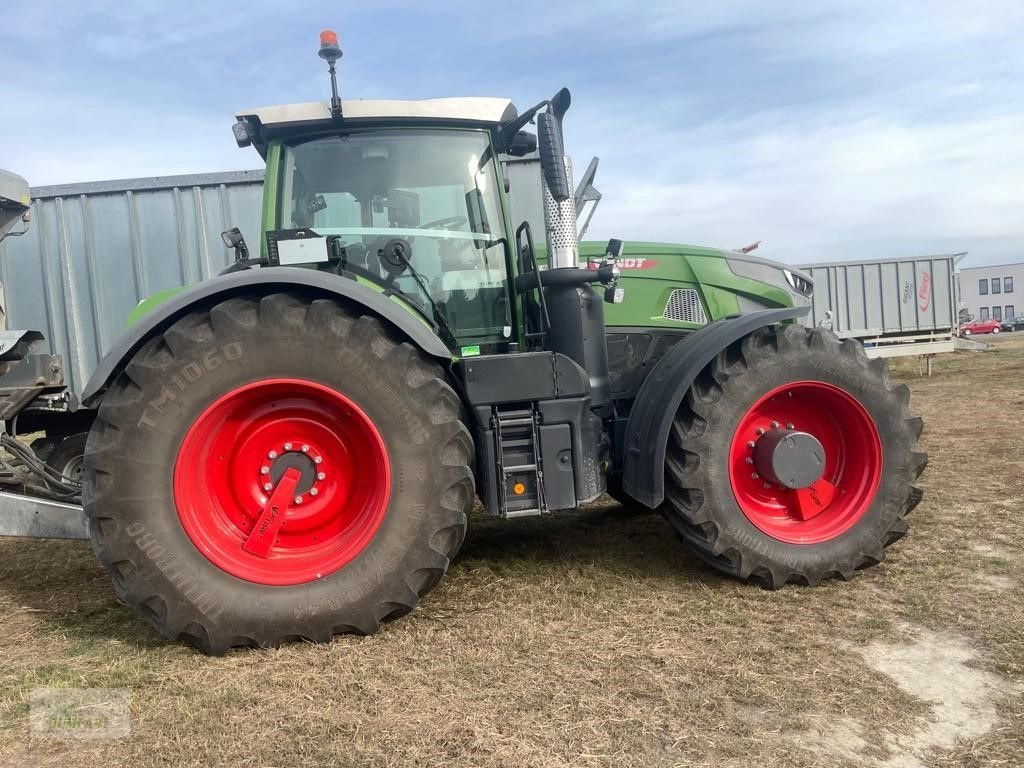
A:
81 267 451 407
621 307 810 509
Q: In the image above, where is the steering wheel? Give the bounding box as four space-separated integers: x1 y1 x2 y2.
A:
419 216 467 230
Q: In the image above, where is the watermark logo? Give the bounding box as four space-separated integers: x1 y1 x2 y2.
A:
29 688 130 740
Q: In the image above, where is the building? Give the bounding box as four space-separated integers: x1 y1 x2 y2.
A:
957 262 1023 324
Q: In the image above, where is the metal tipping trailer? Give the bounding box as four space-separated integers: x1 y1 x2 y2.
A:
0 169 88 540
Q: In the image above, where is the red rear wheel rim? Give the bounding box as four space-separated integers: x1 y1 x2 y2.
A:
728 381 882 544
173 378 390 585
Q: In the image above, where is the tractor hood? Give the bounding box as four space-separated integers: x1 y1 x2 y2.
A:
579 240 813 328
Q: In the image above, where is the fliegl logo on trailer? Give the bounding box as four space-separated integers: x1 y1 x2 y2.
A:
918 272 932 312
587 258 660 270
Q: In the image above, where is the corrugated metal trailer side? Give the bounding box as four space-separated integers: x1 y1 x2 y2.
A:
0 171 264 394
797 254 959 339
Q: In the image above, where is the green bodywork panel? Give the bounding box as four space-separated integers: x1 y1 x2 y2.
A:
580 241 794 329
126 286 188 327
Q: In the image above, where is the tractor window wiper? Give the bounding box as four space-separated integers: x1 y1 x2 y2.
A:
384 245 459 351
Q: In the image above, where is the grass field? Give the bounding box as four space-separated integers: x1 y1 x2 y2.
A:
0 336 1022 767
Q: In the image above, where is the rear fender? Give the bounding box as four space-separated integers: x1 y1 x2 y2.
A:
621 307 809 508
81 268 451 407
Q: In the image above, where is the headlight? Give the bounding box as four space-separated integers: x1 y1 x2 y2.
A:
725 253 815 300
783 268 814 297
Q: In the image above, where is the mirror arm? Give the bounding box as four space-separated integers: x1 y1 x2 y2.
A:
497 100 548 150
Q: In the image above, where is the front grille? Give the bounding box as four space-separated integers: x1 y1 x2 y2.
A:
663 288 708 325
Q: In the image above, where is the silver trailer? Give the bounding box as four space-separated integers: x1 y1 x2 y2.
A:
796 254 964 360
0 171 264 394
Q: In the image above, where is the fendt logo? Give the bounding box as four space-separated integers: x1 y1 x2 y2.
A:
587 258 660 270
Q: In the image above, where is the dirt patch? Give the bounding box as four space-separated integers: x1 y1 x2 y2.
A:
792 628 1018 767
862 629 1013 752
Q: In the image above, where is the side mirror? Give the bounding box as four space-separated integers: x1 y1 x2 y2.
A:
505 130 538 157
536 112 571 203
221 227 250 263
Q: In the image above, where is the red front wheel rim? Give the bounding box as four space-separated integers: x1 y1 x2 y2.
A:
173 378 391 585
728 381 882 544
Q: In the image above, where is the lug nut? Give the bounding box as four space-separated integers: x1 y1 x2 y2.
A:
301 444 310 453
314 456 323 465
317 472 326 481
770 421 779 429
259 496 267 505
294 496 303 504
260 466 270 475
787 423 795 430
746 441 756 449
751 472 760 480
745 457 754 465
263 482 273 492
756 428 765 436
763 482 772 489
284 442 293 451
310 488 319 497
268 451 278 459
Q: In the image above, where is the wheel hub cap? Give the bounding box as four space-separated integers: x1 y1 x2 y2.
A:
752 429 825 490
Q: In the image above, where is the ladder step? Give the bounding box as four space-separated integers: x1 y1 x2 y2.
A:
499 407 533 417
497 417 534 427
501 438 533 449
504 507 542 519
504 463 537 472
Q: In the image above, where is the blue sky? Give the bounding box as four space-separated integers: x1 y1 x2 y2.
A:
2 1 1021 267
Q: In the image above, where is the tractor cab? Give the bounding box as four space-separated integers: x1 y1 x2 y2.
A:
234 102 521 353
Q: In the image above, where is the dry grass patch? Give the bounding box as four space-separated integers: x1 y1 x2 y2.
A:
0 337 1021 767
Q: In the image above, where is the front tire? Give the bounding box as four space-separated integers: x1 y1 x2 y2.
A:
663 324 925 588
84 294 474 653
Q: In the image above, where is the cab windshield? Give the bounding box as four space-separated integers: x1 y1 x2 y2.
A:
280 130 510 345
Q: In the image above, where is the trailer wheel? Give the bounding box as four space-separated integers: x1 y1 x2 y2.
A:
83 294 474 653
663 324 925 588
45 432 88 483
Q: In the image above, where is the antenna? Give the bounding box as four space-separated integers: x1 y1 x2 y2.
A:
318 29 343 119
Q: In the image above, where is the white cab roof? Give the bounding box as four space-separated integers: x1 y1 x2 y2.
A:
237 98 517 127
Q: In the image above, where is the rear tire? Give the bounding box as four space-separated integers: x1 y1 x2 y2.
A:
84 294 474 653
663 324 925 588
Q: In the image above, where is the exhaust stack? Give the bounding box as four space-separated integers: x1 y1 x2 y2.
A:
542 155 579 269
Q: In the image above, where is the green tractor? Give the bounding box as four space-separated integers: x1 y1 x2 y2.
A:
75 32 925 653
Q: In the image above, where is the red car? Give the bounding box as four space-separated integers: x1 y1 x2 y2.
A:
959 318 1003 336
